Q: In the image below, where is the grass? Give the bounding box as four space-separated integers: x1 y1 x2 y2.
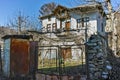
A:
37 59 86 75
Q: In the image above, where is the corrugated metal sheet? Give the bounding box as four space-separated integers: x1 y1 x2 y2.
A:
10 38 30 76
3 39 10 77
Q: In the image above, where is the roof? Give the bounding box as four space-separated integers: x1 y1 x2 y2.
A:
40 14 54 20
71 2 102 8
40 5 68 19
54 5 68 11
70 2 102 11
2 35 33 40
40 2 105 19
70 2 106 16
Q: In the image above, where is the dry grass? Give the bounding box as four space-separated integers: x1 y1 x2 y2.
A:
37 59 86 75
38 59 85 69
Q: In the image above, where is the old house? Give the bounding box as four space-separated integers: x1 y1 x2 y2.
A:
36 2 106 76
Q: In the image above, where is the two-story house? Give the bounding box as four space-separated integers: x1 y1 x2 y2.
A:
38 2 106 75
40 3 106 34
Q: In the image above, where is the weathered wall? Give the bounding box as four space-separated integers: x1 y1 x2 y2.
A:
86 35 112 80
36 73 87 80
42 16 56 29
41 11 105 35
70 12 97 31
3 39 10 77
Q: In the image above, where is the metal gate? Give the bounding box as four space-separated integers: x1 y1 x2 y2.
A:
37 45 86 76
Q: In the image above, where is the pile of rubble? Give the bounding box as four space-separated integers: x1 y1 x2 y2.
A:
107 50 120 80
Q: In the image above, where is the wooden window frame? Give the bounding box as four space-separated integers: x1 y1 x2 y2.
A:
101 23 104 32
52 23 57 32
65 21 70 31
47 24 51 32
60 20 62 29
77 17 89 29
77 18 84 29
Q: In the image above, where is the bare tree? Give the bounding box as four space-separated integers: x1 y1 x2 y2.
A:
39 2 57 16
114 13 120 56
7 12 41 34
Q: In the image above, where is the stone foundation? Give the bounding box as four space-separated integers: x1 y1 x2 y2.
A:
36 73 87 80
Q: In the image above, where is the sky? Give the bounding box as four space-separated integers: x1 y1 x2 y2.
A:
0 0 120 26
0 0 76 26
0 0 42 26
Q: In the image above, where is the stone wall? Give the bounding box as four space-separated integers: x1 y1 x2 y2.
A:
36 73 87 80
86 35 112 80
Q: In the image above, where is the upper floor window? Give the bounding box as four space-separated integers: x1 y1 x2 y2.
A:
52 23 57 32
47 24 51 32
48 17 51 21
101 23 104 32
65 21 70 31
77 18 84 28
77 17 89 29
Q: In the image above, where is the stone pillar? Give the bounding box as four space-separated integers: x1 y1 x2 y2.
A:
86 35 112 80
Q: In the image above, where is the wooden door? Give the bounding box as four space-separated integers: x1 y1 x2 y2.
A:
61 48 71 60
65 22 70 31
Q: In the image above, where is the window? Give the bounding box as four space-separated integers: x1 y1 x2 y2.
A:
52 23 57 32
84 17 89 22
101 23 104 32
65 21 70 31
60 21 62 29
48 17 51 21
77 17 89 29
47 24 51 32
77 18 84 29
